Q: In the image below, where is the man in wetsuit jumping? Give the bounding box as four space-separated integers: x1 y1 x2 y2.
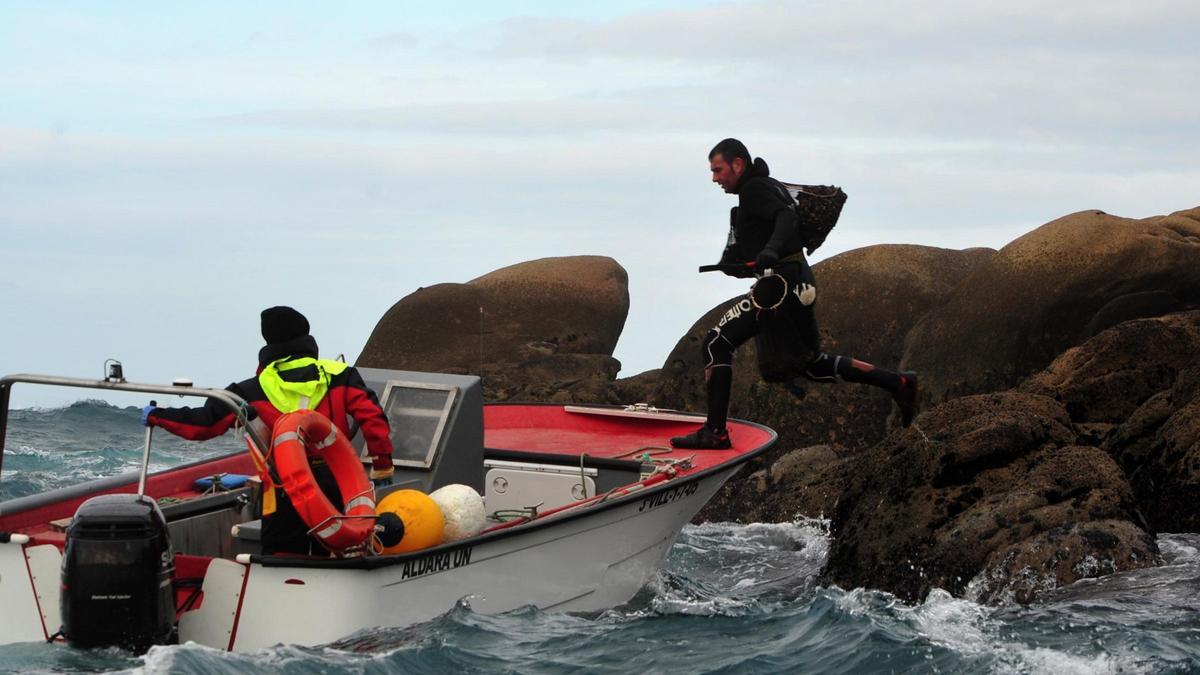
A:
670 138 919 450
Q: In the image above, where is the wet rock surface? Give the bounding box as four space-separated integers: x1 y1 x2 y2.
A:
821 393 1157 604
731 444 853 523
1022 311 1200 533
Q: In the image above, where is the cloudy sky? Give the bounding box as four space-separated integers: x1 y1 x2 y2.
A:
2 1 1197 407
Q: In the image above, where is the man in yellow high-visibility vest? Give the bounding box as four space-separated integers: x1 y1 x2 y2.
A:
145 306 395 554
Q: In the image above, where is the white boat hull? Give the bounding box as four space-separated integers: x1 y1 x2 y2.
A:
182 467 733 651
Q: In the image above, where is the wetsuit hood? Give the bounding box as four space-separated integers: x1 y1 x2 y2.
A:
733 157 770 194
257 334 319 370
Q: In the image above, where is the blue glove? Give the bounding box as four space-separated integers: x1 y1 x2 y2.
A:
754 248 779 271
141 405 156 427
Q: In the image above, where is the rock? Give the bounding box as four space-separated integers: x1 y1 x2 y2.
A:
969 520 1158 604
764 445 853 520
701 444 853 523
469 256 629 357
1020 311 1200 424
822 391 1156 604
609 368 664 406
1020 311 1200 532
1104 361 1200 532
480 356 624 404
1083 290 1187 339
358 256 629 397
810 245 996 373
902 207 1200 403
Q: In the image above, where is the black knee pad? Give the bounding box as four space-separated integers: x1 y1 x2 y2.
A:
702 329 734 369
802 352 839 382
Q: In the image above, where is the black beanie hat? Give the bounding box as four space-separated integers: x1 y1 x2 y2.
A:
261 306 310 345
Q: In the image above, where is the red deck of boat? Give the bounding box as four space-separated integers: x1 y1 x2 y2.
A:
483 405 773 474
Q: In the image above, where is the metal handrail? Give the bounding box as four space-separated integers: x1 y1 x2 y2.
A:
0 373 266 482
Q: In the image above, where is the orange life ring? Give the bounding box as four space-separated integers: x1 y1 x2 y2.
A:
270 410 376 552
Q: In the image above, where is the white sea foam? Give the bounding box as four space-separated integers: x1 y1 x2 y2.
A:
129 643 178 674
994 647 1139 675
8 444 52 457
905 587 1150 674
909 588 992 654
1158 533 1200 565
685 518 831 560
645 518 832 617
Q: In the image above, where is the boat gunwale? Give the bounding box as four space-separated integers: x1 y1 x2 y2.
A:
248 402 776 570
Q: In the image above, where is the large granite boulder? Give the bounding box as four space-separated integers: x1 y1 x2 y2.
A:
359 256 629 397
1021 311 1200 532
902 207 1200 403
822 391 1157 604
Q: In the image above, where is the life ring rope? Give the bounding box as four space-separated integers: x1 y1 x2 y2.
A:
308 488 377 540
270 410 378 554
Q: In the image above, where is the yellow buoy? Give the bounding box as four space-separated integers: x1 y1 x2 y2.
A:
375 489 445 555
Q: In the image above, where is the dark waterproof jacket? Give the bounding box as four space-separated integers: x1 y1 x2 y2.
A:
147 335 394 471
720 158 805 269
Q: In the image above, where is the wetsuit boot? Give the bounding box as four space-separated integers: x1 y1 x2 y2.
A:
671 367 733 450
802 355 920 428
838 360 920 428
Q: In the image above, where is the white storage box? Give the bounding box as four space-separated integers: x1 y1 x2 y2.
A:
484 459 597 514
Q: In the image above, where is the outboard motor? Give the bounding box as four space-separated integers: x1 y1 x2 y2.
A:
61 494 176 651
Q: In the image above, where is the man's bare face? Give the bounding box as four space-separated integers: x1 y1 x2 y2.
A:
710 154 744 193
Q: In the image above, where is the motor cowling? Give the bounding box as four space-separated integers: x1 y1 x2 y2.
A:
61 494 176 652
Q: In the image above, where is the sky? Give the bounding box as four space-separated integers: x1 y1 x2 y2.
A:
2 0 1197 408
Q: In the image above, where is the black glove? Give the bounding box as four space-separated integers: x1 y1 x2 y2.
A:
720 262 755 279
717 247 754 278
754 248 779 271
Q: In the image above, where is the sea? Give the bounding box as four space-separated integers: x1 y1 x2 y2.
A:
2 401 1199 674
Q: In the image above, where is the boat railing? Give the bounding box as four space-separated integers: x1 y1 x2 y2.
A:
0 373 265 483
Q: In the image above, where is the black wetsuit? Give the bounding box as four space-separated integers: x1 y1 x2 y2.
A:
699 158 902 431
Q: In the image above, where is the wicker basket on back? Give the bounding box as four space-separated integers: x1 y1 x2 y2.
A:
779 183 847 254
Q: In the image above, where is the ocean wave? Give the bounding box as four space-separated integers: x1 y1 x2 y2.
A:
5 444 54 457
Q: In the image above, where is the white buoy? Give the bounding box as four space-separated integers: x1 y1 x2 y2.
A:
428 484 486 542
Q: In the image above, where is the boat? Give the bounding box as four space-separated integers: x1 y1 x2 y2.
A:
0 365 775 652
